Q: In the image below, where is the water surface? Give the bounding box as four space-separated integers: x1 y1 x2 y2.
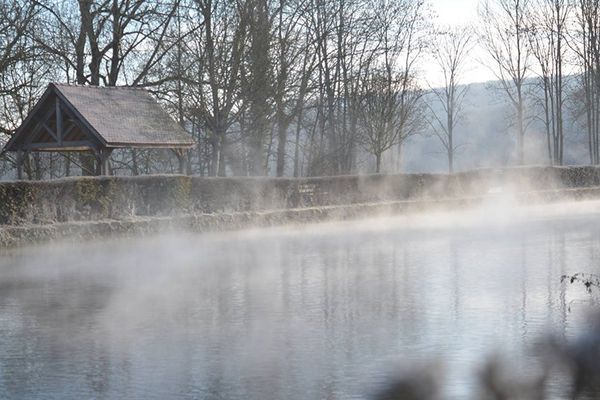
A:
1 201 599 399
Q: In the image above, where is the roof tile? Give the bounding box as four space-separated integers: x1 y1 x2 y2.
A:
54 84 194 147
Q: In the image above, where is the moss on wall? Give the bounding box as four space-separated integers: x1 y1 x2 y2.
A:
75 178 116 218
0 182 36 224
2 166 600 227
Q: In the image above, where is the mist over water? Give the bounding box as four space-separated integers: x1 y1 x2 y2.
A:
1 202 600 399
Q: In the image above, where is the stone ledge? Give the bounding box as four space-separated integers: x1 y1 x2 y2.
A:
2 186 599 247
3 166 600 226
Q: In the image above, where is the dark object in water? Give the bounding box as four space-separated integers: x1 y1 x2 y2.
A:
372 365 440 400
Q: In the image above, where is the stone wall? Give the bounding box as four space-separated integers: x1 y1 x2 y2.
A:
1 166 600 226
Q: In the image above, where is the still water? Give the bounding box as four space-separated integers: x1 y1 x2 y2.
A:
1 201 600 399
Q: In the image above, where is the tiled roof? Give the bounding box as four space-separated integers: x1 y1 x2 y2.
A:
54 83 194 147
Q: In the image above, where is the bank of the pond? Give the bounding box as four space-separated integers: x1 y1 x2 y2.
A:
3 166 600 246
1 184 600 247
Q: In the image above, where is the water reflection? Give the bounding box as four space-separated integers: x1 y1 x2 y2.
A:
0 203 600 399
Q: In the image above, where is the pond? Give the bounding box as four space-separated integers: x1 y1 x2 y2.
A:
1 200 599 399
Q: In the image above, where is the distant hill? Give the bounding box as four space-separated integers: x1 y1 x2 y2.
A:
400 79 590 173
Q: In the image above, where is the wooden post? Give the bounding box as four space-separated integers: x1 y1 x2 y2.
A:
16 149 23 180
174 149 188 175
93 148 113 176
101 151 107 176
179 151 186 174
101 148 113 176
93 149 102 176
55 98 63 146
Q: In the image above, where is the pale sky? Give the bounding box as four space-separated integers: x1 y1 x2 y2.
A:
425 0 494 86
433 0 479 25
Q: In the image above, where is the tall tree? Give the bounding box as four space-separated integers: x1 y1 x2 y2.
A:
428 26 473 173
572 0 600 164
0 0 40 136
527 0 570 165
34 0 183 86
359 71 422 173
184 0 248 176
480 0 531 165
273 0 315 177
243 0 272 176
358 0 427 173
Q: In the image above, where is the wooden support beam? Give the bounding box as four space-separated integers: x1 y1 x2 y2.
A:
16 149 23 180
42 123 58 141
178 152 186 174
23 140 95 151
172 148 189 175
93 148 113 176
93 149 101 176
56 97 63 145
49 101 98 144
25 107 56 145
101 148 112 176
23 101 96 151
62 121 76 139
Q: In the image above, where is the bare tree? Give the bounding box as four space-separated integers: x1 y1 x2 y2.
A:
305 0 343 175
242 0 272 176
359 70 422 173
181 0 248 176
571 0 600 164
1 0 441 179
33 0 184 87
427 26 473 173
273 0 317 177
0 0 39 136
0 1 58 179
527 0 570 165
357 0 427 173
480 0 531 165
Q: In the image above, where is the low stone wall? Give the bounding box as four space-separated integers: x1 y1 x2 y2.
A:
2 166 600 226
2 185 600 247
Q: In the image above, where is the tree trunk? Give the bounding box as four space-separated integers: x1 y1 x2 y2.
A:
131 149 139 176
210 138 219 177
276 120 288 177
218 136 227 177
517 90 525 165
293 111 303 178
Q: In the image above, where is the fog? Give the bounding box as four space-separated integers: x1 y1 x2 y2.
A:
1 200 600 399
1 0 600 397
400 80 591 174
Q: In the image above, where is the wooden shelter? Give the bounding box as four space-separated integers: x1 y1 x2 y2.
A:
1 83 195 178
